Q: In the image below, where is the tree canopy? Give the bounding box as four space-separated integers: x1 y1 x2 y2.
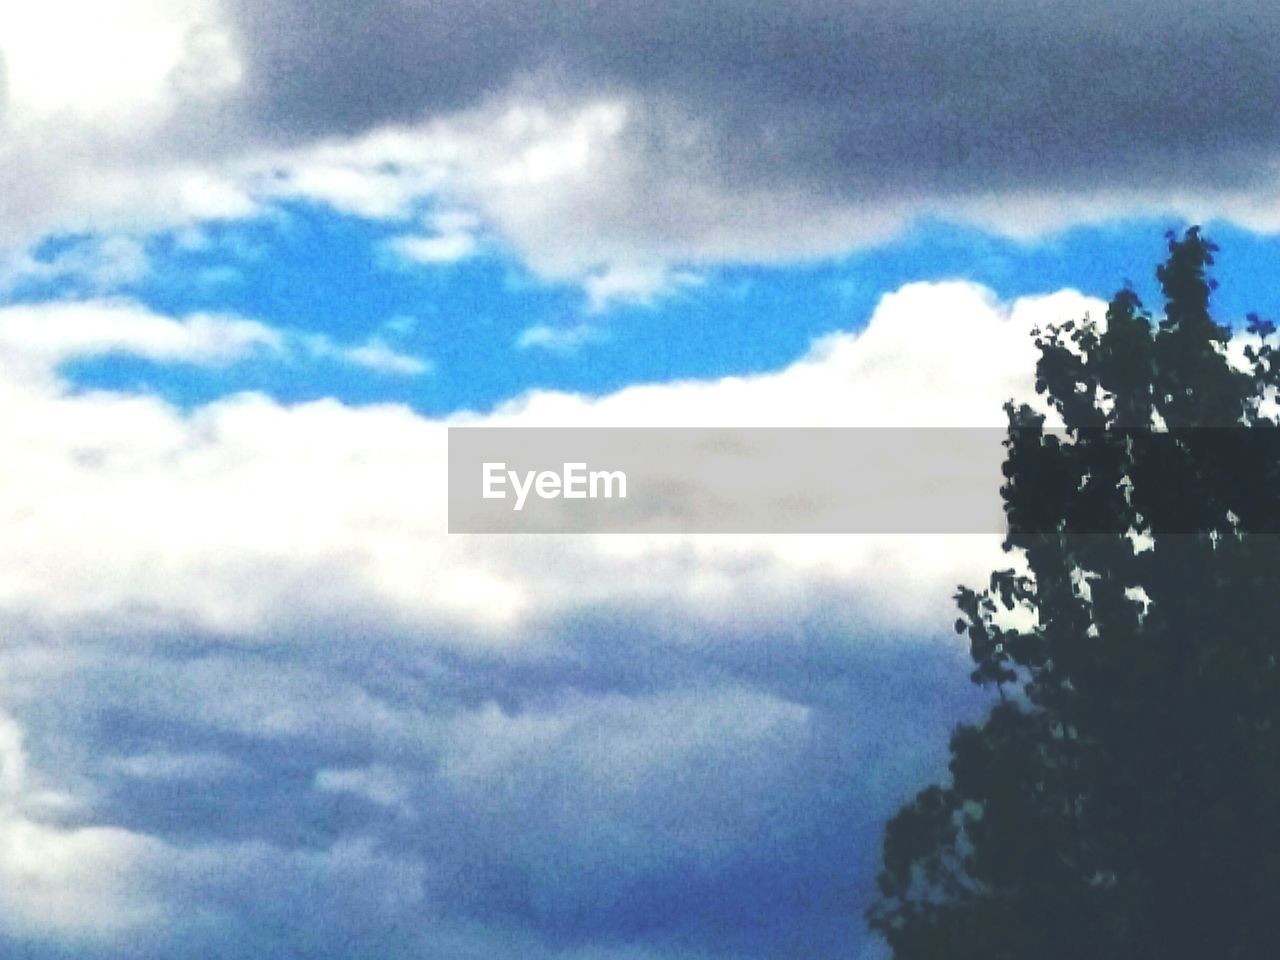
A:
869 228 1280 959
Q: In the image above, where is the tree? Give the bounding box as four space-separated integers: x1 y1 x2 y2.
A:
868 228 1280 959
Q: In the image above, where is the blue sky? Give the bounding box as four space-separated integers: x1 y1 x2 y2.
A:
18 211 1280 415
3 2 1280 959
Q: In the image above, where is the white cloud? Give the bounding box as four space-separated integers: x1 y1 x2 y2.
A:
0 0 255 246
257 131 454 220
0 91 899 306
342 339 433 376
515 321 605 354
0 0 238 128
0 236 150 295
0 282 1092 648
0 301 281 383
387 209 482 265
583 264 701 312
251 98 910 304
389 232 477 264
299 332 433 376
0 302 434 385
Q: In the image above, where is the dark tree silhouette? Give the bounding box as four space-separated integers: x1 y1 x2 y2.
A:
868 229 1280 959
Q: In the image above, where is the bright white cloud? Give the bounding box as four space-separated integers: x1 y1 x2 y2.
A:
0 282 1093 648
342 339 433 376
0 302 432 389
0 0 254 244
0 0 238 127
389 232 477 264
388 209 482 265
300 333 433 377
515 321 605 354
0 301 280 383
583 264 702 312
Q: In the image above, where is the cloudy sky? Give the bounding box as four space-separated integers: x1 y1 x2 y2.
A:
1 2 1278 957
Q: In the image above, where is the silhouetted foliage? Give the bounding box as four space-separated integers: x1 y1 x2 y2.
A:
869 229 1280 959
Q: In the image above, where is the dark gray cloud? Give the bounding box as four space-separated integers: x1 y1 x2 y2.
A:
0 610 988 960
224 0 1280 200
6 1 1274 282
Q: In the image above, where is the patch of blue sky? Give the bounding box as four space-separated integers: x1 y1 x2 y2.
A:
41 204 1280 417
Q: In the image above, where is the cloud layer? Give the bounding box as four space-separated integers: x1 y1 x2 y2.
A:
227 0 1280 204
4 1 1280 295
0 3 1237 954
0 280 1098 957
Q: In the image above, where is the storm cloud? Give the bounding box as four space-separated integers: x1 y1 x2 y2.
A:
225 0 1280 199
5 1 1280 281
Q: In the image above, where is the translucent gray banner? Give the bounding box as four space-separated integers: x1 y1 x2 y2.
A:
449 426 1280 534
449 427 1007 533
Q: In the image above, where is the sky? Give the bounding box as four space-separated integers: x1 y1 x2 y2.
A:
2 3 1280 958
